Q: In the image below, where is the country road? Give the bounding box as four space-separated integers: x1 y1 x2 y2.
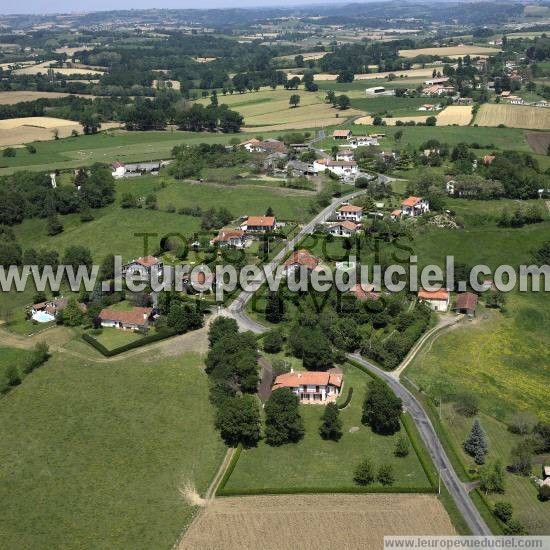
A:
226 185 492 536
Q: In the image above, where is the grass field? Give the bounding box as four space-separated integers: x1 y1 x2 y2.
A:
0 91 92 104
89 327 144 349
180 494 456 549
0 346 30 390
224 363 431 492
475 104 550 130
0 351 226 550
314 67 437 81
399 46 500 58
354 106 473 126
350 96 430 116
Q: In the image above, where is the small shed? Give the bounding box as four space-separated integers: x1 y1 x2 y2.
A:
455 292 478 316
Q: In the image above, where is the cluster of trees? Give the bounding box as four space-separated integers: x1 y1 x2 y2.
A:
174 102 243 133
497 204 545 228
354 457 395 486
325 90 351 110
0 164 115 228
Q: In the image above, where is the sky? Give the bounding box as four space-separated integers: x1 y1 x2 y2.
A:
2 0 350 15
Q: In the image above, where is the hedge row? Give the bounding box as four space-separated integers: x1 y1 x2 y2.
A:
217 485 435 497
337 386 353 409
216 444 243 495
82 328 177 357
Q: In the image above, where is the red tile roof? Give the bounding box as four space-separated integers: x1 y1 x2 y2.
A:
135 255 160 267
272 371 343 390
339 204 363 213
284 249 319 270
212 230 245 243
99 307 153 326
391 209 402 217
456 292 478 310
349 283 380 301
332 221 359 231
333 129 351 137
327 160 357 167
402 196 423 207
112 161 125 169
418 288 449 301
242 216 275 228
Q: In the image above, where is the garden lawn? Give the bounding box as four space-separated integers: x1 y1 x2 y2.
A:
440 406 550 535
0 351 226 550
90 328 144 350
224 363 431 492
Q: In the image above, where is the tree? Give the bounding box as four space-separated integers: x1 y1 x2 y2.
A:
532 241 550 265
3 147 16 157
337 95 351 110
208 317 239 348
539 483 550 501
46 213 63 236
265 388 305 446
353 457 375 485
362 378 402 435
325 90 336 105
493 501 513 523
479 460 505 494
463 419 488 463
395 130 403 142
302 330 333 371
265 291 285 323
120 193 138 209
289 94 301 108
6 365 21 387
263 330 283 353
319 403 343 441
509 440 533 476
377 464 395 486
215 395 261 447
62 245 92 272
504 520 527 535
62 297 84 326
425 116 437 126
23 342 49 374
454 392 479 417
167 302 203 334
394 435 410 457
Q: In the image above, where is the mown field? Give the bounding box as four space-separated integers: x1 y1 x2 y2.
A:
398 45 500 58
0 350 226 550
179 494 456 549
355 106 473 126
475 104 550 130
224 363 431 492
350 96 430 116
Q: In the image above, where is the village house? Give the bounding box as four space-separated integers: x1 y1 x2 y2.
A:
99 306 153 331
240 138 287 154
286 159 315 177
326 160 358 179
337 204 363 222
418 104 440 112
210 229 248 248
482 155 495 166
455 292 478 317
284 249 320 275
240 215 276 232
111 161 162 179
348 135 379 148
328 221 360 237
422 84 455 96
122 256 163 279
348 283 380 301
418 288 450 312
423 77 449 86
332 129 352 140
401 196 430 217
454 96 473 105
390 209 402 220
335 149 355 162
272 369 343 404
31 297 87 321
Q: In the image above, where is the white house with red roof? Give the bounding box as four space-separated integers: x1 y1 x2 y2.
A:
328 221 360 237
418 288 450 312
401 196 430 217
210 229 248 248
337 204 363 222
332 129 352 140
326 159 358 178
348 283 380 301
99 306 153 331
336 150 355 162
122 255 163 279
272 369 343 404
111 161 126 179
284 249 320 275
240 216 276 232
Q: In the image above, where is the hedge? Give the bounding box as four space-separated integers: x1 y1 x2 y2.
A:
82 328 177 357
216 444 243 494
337 386 353 409
217 485 434 497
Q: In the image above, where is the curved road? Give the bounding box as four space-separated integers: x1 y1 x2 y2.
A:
226 185 491 536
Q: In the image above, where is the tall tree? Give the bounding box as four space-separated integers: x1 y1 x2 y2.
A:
319 403 342 441
463 419 488 463
362 378 402 435
215 395 261 448
265 388 304 446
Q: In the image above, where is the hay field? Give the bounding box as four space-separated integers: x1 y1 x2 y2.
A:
201 89 362 129
275 51 328 62
354 106 473 126
0 90 92 105
475 104 550 130
399 45 500 58
14 61 104 76
179 494 455 550
0 117 121 146
313 67 436 81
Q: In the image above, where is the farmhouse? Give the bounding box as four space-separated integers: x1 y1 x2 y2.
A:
335 149 355 162
284 249 319 274
240 138 287 154
455 292 478 316
337 204 363 222
272 369 343 404
348 135 379 148
401 196 430 216
418 288 450 312
210 229 248 248
122 256 163 279
422 84 455 96
349 283 380 301
328 221 360 237
286 159 315 176
333 129 352 140
99 306 153 331
241 215 276 232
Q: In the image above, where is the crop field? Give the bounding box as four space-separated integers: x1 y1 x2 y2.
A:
13 60 104 75
525 130 550 154
0 351 226 550
180 494 455 549
0 90 92 104
399 46 500 58
354 106 473 126
313 67 436 81
223 364 431 492
275 51 327 61
350 96 430 116
200 89 362 129
475 104 550 130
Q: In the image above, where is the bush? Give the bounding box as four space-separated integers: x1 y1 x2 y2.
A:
354 457 375 485
263 330 283 353
454 392 479 417
539 483 550 501
319 403 343 441
493 501 513 523
503 519 527 535
394 435 410 457
377 464 395 486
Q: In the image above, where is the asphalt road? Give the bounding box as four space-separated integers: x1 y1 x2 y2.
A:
226 182 492 536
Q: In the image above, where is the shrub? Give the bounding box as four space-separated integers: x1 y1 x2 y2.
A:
377 464 395 486
6 365 21 387
503 520 527 535
354 457 375 485
539 483 550 501
493 501 513 523
263 330 283 353
395 435 410 457
508 440 533 476
454 392 479 417
319 403 343 441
